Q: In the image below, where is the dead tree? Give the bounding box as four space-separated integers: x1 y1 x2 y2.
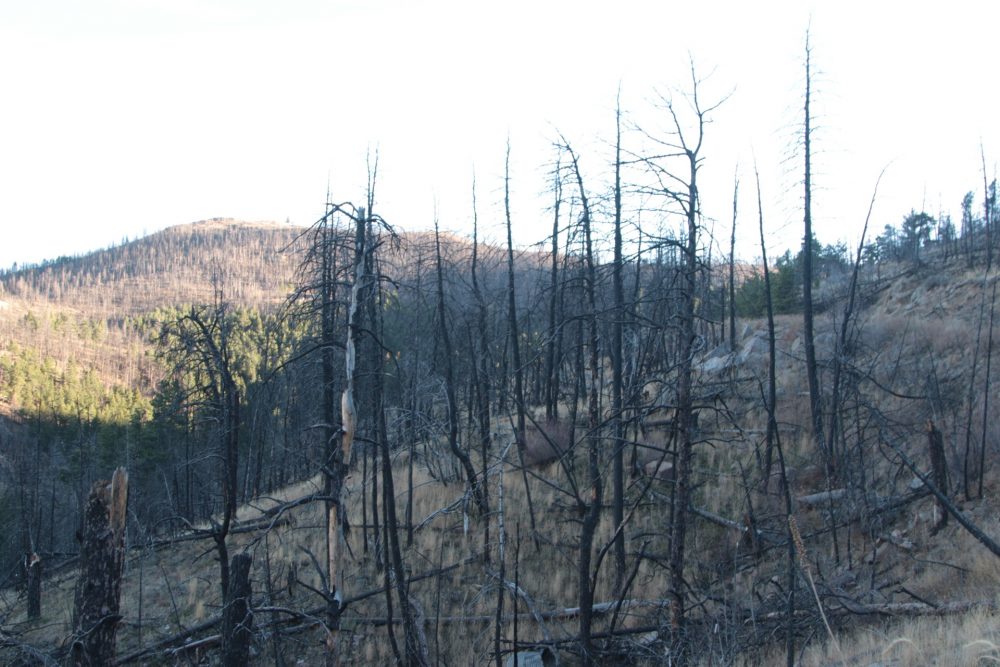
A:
755 162 799 667
544 159 563 422
558 138 604 665
801 30 825 468
610 92 627 595
639 63 723 664
470 173 494 562
70 467 128 667
434 218 487 516
728 168 738 351
504 141 540 548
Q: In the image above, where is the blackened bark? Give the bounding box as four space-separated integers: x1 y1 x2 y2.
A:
545 162 562 421
434 220 486 516
755 164 796 667
802 32 826 466
470 178 493 563
729 171 738 351
978 282 996 498
564 141 602 666
927 420 949 531
26 552 41 620
611 95 627 595
222 552 254 667
504 142 539 545
70 468 128 667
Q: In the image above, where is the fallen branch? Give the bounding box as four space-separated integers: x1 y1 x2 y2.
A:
114 553 482 665
797 489 846 507
690 505 782 546
883 436 1000 559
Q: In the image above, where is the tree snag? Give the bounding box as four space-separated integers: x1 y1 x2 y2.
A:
927 420 949 532
70 467 128 667
221 552 254 667
26 551 41 621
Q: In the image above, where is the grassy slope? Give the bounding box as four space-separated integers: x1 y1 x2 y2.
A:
3 249 1000 665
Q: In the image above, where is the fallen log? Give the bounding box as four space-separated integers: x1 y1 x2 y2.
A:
797 489 846 507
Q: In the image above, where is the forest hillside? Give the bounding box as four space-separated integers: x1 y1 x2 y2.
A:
0 176 999 666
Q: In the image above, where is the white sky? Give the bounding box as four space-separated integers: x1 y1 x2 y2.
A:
0 0 997 270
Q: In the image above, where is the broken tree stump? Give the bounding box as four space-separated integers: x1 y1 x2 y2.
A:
927 420 949 531
222 552 254 667
26 552 42 620
70 467 128 667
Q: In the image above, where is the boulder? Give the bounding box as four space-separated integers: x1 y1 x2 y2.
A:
644 460 675 481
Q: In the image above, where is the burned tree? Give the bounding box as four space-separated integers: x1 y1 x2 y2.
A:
639 63 724 664
70 467 128 667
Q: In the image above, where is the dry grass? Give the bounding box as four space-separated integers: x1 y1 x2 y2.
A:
8 262 1000 665
776 603 1000 666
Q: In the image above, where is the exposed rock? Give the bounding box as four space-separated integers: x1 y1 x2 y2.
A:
644 460 674 481
699 354 734 373
738 334 768 365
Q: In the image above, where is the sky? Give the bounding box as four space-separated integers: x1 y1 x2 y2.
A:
0 1 997 270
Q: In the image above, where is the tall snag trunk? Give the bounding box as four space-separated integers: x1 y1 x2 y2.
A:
827 170 883 476
470 178 493 563
729 170 738 351
978 281 997 498
653 70 716 662
802 32 826 466
611 96 627 594
374 260 430 667
435 220 486 516
565 142 602 665
756 165 796 666
324 206 366 665
504 142 539 546
70 467 128 667
545 161 562 421
668 149 698 663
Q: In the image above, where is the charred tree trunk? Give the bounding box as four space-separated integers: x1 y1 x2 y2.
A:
563 140 603 666
70 468 128 667
435 219 486 516
222 552 254 667
611 95 627 595
504 141 539 546
802 32 826 467
928 420 949 532
545 162 563 422
978 281 996 498
756 164 796 667
729 169 738 351
470 177 493 563
26 552 41 620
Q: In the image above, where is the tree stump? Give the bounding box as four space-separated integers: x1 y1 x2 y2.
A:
927 420 949 531
26 552 41 620
222 552 254 667
70 467 128 667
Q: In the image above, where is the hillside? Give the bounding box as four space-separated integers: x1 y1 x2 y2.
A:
0 218 306 317
2 213 1000 666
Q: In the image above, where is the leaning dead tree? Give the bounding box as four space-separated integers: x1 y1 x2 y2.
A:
70 467 128 667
